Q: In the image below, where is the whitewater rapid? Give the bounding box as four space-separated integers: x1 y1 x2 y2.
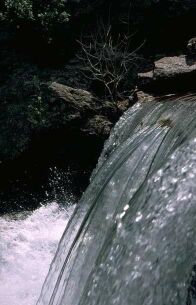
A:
0 201 76 305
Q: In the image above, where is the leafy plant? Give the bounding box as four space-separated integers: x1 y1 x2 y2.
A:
1 0 70 38
4 0 34 19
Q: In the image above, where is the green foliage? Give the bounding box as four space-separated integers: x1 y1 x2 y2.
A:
27 96 46 126
4 0 33 19
1 0 70 35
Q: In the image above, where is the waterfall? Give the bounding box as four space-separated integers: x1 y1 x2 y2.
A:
37 94 196 305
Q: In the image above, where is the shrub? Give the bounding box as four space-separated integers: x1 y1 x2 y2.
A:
1 0 70 39
78 21 143 101
3 0 34 20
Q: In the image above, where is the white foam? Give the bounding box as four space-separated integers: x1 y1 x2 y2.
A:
0 202 75 305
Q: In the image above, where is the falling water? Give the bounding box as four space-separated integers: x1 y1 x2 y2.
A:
37 94 196 305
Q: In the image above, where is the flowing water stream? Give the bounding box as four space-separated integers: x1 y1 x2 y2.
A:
1 94 196 305
37 94 196 305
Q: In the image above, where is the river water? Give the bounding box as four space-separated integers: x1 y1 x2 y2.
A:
0 201 76 305
37 95 196 305
2 95 196 305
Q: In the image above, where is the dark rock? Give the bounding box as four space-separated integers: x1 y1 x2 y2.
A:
83 115 113 137
48 82 97 113
138 55 196 93
187 37 196 55
154 56 196 78
0 79 115 163
0 76 120 212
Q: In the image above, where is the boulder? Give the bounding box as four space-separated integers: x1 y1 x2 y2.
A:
0 79 118 164
82 115 113 137
138 55 196 92
154 56 196 79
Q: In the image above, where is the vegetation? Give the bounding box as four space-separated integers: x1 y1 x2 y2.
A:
0 0 195 205
0 0 70 42
78 21 143 101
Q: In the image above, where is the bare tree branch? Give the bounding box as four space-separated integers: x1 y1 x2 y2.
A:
77 21 144 101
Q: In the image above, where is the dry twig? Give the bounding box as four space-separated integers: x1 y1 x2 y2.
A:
77 21 144 101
